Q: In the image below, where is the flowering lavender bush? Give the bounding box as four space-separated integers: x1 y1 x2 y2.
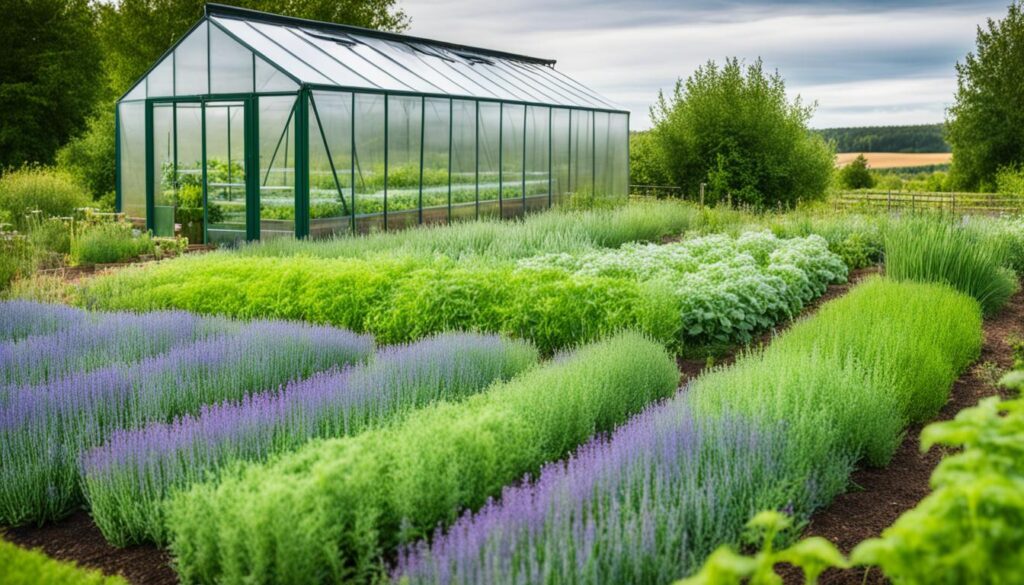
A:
392 397 789 585
81 333 538 546
0 320 374 526
164 332 679 584
1 310 236 389
0 300 87 342
390 279 983 585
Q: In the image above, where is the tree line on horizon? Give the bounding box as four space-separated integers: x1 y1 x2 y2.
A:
814 124 950 154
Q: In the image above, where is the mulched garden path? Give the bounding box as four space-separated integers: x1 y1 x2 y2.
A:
780 284 1024 585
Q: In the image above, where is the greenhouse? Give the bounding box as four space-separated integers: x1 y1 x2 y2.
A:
116 3 630 243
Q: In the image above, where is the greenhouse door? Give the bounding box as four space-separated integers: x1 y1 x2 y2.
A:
148 99 255 244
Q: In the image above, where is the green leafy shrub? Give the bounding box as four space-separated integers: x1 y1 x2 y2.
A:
838 154 876 189
0 233 35 292
0 538 127 585
848 371 1024 584
165 332 680 583
71 220 155 265
75 232 845 354
884 216 1018 314
0 167 90 228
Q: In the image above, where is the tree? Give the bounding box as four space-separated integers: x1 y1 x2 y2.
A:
62 0 409 198
629 131 668 187
650 58 834 208
838 154 876 189
947 1 1024 191
0 0 103 169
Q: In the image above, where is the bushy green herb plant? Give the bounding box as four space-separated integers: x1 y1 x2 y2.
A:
884 216 1018 314
0 167 90 229
75 233 844 354
71 220 155 265
0 538 127 585
164 332 679 584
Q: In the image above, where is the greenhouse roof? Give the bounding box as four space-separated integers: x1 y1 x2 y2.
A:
122 3 623 112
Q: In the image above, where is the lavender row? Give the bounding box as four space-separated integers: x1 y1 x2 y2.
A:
391 395 790 585
1 310 239 389
0 301 88 342
81 333 539 546
0 321 374 526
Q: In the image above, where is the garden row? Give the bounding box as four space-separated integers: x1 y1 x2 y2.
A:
75 231 847 353
160 275 981 584
0 301 538 537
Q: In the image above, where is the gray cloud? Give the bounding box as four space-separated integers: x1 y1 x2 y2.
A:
398 0 1007 128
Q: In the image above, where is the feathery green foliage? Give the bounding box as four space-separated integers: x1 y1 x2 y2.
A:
0 538 127 585
884 216 1018 314
688 277 982 515
164 332 679 584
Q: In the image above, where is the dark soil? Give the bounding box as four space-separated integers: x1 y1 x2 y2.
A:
779 285 1024 585
2 511 177 585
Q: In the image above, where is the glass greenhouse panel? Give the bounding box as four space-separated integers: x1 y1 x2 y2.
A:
175 104 204 243
148 57 174 98
422 97 451 225
309 91 354 238
124 82 145 102
213 18 329 85
477 102 501 219
525 106 550 212
386 95 423 231
118 102 146 220
450 99 477 222
593 112 612 198
276 28 370 89
353 93 385 233
205 102 248 243
501 103 525 218
550 108 570 206
175 21 208 96
255 56 298 92
611 113 630 198
570 109 594 201
210 23 254 94
152 104 175 236
259 96 297 239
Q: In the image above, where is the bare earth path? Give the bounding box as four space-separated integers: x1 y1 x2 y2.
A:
781 285 1024 584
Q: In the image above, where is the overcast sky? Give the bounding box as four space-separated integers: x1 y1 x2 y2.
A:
397 0 1008 129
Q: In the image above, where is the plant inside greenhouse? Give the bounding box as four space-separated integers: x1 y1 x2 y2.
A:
115 4 629 244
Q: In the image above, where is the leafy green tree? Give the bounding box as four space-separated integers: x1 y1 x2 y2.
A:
947 1 1024 191
839 154 876 189
629 131 668 186
62 0 409 198
650 58 834 208
0 0 103 169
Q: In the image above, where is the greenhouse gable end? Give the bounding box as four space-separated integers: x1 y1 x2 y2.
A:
116 3 630 242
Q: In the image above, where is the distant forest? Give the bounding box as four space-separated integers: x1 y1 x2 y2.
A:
815 124 950 153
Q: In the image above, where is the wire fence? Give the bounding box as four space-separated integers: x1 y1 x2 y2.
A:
833 190 1024 215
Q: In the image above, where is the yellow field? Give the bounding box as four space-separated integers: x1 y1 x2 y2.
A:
836 152 952 169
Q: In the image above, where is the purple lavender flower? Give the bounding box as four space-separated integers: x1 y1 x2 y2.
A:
0 318 374 527
80 333 537 545
0 301 87 342
391 394 789 585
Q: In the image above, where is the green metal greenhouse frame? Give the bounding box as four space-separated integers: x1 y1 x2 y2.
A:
116 3 630 242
